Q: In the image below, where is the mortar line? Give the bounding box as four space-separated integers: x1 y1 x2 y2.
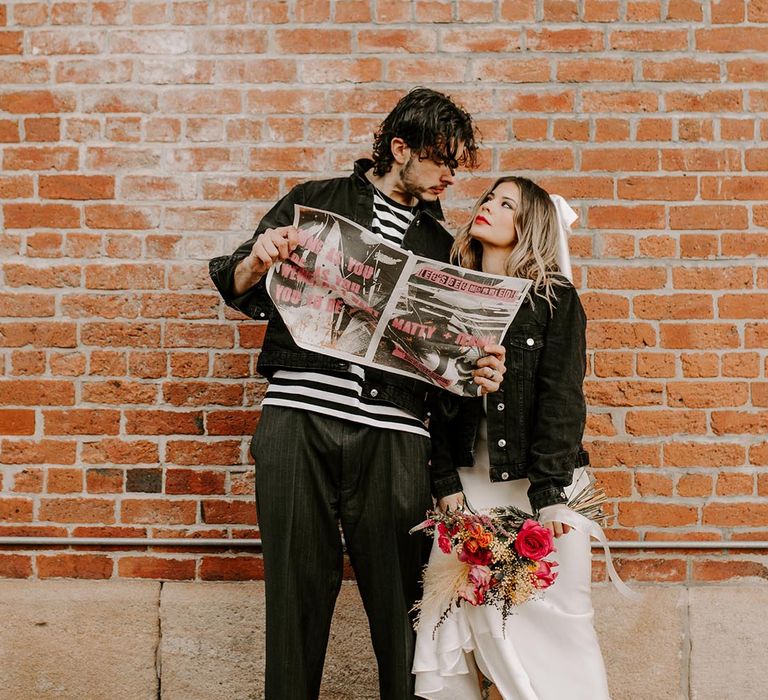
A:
682 586 692 700
156 580 164 700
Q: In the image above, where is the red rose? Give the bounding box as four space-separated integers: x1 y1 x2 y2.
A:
458 543 493 566
514 519 555 561
534 560 558 589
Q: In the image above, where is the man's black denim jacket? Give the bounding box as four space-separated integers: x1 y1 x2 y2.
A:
428 282 590 512
208 158 455 422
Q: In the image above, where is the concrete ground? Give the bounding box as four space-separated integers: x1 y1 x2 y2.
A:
0 580 763 699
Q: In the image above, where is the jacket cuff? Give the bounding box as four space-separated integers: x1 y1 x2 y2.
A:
431 473 463 500
528 485 568 513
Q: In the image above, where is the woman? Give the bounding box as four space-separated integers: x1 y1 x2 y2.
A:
413 177 611 699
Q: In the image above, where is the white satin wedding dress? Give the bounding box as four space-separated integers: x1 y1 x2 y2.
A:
412 417 611 700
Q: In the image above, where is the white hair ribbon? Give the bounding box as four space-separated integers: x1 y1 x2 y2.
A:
549 194 578 283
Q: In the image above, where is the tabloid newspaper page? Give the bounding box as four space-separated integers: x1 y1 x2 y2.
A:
265 205 532 397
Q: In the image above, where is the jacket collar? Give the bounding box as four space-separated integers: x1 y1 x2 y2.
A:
352 158 445 221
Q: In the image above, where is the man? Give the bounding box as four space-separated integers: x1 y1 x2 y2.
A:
209 88 505 699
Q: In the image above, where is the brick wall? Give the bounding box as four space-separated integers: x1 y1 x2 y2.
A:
1 0 767 583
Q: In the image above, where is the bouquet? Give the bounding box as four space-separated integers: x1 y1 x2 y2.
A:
410 479 608 634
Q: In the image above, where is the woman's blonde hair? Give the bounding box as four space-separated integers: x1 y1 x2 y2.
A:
451 176 568 309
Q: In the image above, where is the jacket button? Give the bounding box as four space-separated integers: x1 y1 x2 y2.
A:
497 402 504 411
501 472 509 480
259 312 266 318
497 439 506 447
370 389 378 398
526 337 534 346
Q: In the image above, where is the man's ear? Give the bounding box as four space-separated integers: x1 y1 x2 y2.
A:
390 137 410 166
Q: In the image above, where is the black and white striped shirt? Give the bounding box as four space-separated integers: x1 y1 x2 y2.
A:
262 188 428 436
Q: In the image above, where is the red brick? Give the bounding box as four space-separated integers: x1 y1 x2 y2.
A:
163 381 243 407
86 468 125 494
39 175 114 200
696 28 768 52
205 411 260 436
580 293 630 319
118 557 195 580
680 234 718 259
0 554 33 578
274 28 350 54
677 474 713 498
82 380 157 405
721 353 760 378
672 266 752 289
4 203 79 229
610 29 688 51
669 205 748 231
0 409 36 435
200 556 264 581
0 380 75 406
166 440 241 466
166 469 226 495
719 294 768 318
125 410 203 436
634 294 712 320
668 381 748 408
1 439 76 465
121 499 197 525
38 554 113 579
45 349 92 377
0 498 34 522
716 472 754 496
618 503 697 527
613 558 687 582
170 353 209 378
12 469 43 494
693 560 768 582
703 503 768 527
593 352 633 377
638 236 677 258
202 499 257 525
4 144 79 171
585 441 661 467
625 410 707 436
664 442 745 467
662 147 741 172
46 467 83 494
82 438 159 465
680 353 719 378
39 498 115 524
635 473 673 497
587 322 656 349
660 323 740 349
721 234 768 257
585 380 663 407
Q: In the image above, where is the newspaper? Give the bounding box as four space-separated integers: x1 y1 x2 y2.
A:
265 206 532 397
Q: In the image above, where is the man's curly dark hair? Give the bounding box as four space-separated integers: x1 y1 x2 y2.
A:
371 87 479 177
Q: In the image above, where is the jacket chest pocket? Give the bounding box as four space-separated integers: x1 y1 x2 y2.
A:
507 331 545 379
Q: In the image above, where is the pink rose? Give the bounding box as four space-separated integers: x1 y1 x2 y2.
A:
514 519 555 561
534 560 558 589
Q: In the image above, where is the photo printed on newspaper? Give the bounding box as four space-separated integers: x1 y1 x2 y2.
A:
265 205 532 396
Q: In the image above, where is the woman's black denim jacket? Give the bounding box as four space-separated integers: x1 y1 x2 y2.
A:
428 281 590 513
208 158 455 422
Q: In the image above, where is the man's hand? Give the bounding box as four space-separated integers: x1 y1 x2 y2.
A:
233 226 299 295
437 492 465 514
472 344 506 395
